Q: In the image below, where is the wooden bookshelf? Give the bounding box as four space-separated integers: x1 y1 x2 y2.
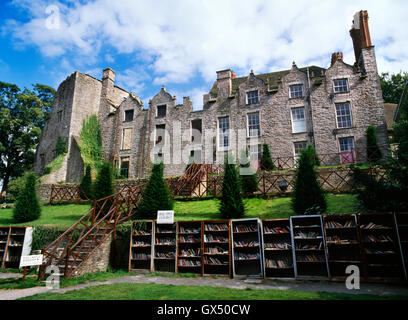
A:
202 220 231 277
394 212 408 280
290 215 330 279
129 221 153 272
231 218 263 278
153 222 177 273
261 219 294 278
0 226 33 269
358 212 405 282
176 221 202 274
323 214 362 281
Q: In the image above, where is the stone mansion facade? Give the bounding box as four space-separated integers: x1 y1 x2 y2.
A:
34 10 388 182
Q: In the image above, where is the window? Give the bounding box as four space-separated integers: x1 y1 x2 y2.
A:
190 149 202 163
157 105 166 118
120 157 130 178
291 108 306 133
218 116 229 151
294 141 307 157
335 102 352 128
57 111 63 122
124 109 134 122
246 90 259 104
191 119 202 143
290 85 303 98
249 144 261 161
333 79 349 93
247 112 260 137
121 128 132 150
155 124 165 145
338 137 356 164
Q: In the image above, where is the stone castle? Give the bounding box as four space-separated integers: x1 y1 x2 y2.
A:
34 10 388 183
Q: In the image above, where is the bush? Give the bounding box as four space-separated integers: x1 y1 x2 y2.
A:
366 126 382 162
80 165 93 200
136 162 174 219
239 148 258 197
260 144 275 170
93 162 115 201
291 145 327 215
219 153 245 219
13 173 41 222
31 226 65 252
6 175 27 203
55 136 68 156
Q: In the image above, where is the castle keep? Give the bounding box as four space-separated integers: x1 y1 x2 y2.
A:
34 10 388 182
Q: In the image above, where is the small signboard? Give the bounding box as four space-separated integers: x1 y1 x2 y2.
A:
19 254 43 268
157 210 174 224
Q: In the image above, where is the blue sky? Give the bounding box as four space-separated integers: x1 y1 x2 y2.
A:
1 0 408 109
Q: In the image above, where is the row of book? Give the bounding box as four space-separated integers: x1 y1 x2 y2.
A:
263 226 289 234
179 236 200 243
155 252 175 259
204 224 228 232
365 248 396 255
294 231 322 239
233 225 258 233
361 222 390 229
325 220 355 228
178 259 201 266
204 235 228 243
156 227 175 233
155 238 176 245
325 235 357 244
179 226 200 234
265 258 293 268
296 254 325 262
133 230 151 236
264 242 292 250
234 241 259 247
295 242 323 250
234 253 260 260
204 257 228 265
179 249 200 257
132 253 151 260
204 247 228 254
133 241 151 247
363 235 393 243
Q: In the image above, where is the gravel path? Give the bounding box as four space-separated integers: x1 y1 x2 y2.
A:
1 275 407 300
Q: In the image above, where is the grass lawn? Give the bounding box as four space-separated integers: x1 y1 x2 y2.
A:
20 282 407 300
0 194 358 227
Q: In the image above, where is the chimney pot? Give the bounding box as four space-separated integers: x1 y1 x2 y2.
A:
331 52 343 66
350 10 372 63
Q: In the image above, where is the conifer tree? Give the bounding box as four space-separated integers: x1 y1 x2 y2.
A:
366 125 382 162
292 145 327 215
260 144 275 170
136 162 173 219
13 173 41 222
93 162 114 201
219 153 245 218
303 144 321 167
80 165 92 200
239 148 258 197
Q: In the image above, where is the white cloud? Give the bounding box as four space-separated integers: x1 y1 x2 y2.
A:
4 0 408 94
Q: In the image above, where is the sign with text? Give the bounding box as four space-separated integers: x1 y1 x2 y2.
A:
157 210 174 224
20 254 43 268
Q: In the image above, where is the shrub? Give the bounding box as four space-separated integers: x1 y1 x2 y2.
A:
93 162 114 201
219 153 245 219
366 126 382 162
13 173 41 222
80 165 93 200
136 162 174 219
291 145 327 215
31 226 65 252
6 175 27 203
55 136 68 156
239 148 258 197
260 144 275 170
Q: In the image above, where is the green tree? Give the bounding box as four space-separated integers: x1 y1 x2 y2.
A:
55 136 68 156
13 173 41 222
366 126 382 162
260 144 275 170
292 145 327 215
136 162 173 219
380 71 408 104
80 165 93 200
219 153 245 219
239 148 258 197
0 81 55 202
93 162 114 201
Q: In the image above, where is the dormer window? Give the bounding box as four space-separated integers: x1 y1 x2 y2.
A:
157 105 166 118
333 79 349 93
290 85 304 98
246 90 259 104
124 109 134 122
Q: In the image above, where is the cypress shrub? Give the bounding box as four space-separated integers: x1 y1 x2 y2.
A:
366 125 382 162
93 162 114 200
80 165 93 200
304 144 321 167
239 148 258 197
136 162 173 219
291 146 327 215
13 173 41 223
219 153 245 219
260 144 275 170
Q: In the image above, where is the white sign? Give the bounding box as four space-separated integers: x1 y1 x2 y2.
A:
157 210 174 224
20 254 43 268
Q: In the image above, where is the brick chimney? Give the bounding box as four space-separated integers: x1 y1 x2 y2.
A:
331 52 343 66
350 10 372 63
216 69 234 100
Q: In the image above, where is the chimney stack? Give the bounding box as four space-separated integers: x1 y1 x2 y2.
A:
350 10 372 63
216 69 234 100
331 52 343 66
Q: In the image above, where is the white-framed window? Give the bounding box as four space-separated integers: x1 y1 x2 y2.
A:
247 112 260 137
218 116 230 151
338 137 356 164
291 107 306 133
249 144 262 162
156 105 166 118
333 79 349 93
293 141 307 158
290 85 304 98
335 102 352 128
246 90 259 104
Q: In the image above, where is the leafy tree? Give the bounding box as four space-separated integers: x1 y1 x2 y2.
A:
380 72 408 104
366 126 382 162
239 148 258 197
93 162 114 201
292 145 327 215
55 136 68 156
219 153 245 219
80 165 93 200
0 81 55 203
13 173 41 222
136 162 173 219
260 144 275 170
